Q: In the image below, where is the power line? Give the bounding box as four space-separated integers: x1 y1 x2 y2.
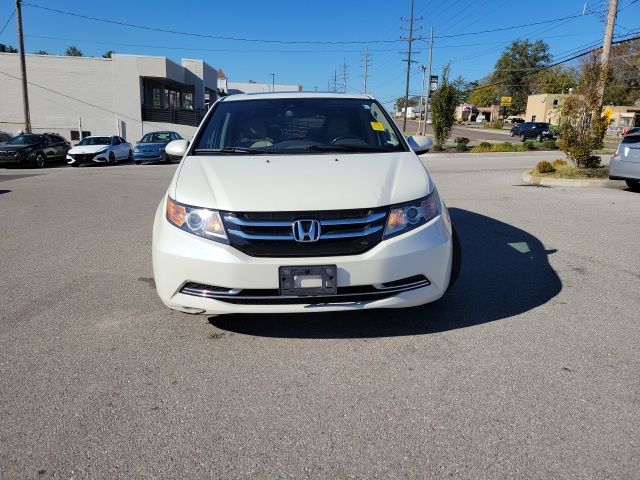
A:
0 8 15 36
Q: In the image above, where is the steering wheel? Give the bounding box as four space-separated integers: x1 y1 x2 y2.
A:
330 135 364 145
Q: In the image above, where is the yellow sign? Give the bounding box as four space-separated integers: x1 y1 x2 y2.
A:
370 122 385 131
500 96 512 107
602 106 614 120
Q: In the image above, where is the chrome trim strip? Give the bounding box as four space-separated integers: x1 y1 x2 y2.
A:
180 281 429 301
181 286 242 297
227 224 383 240
321 212 386 225
227 229 293 240
373 279 430 290
223 216 292 227
320 225 384 239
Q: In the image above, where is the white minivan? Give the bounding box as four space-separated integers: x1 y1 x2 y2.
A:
152 93 460 315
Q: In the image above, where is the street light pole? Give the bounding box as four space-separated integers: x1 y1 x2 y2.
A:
423 26 434 136
270 73 275 92
15 0 31 133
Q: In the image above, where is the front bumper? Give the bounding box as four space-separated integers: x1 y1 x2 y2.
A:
133 151 167 163
152 198 453 315
66 153 108 165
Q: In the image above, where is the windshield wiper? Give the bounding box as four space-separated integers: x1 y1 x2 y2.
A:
306 144 392 153
194 147 269 155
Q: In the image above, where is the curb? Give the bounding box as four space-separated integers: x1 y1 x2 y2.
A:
522 171 620 188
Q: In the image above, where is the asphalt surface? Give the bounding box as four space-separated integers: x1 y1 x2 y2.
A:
1 154 639 479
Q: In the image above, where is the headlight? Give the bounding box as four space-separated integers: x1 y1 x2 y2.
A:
158 146 165 152
166 196 228 244
383 190 440 239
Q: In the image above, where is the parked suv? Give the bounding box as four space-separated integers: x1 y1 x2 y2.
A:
152 93 461 315
510 122 554 141
0 133 70 168
609 133 640 191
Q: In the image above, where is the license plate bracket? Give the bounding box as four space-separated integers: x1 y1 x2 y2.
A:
279 265 337 296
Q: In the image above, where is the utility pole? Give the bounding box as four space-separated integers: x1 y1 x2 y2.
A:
340 59 349 93
418 64 426 135
401 0 422 132
423 26 434 135
362 47 371 93
597 0 618 105
15 0 31 133
270 73 275 92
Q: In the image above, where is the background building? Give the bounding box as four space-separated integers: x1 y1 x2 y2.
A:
0 52 219 141
525 94 566 124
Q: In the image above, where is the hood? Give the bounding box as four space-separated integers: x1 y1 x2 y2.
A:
68 145 109 154
136 142 166 150
173 152 431 212
0 144 38 153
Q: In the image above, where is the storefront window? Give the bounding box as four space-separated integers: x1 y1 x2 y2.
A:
182 92 193 110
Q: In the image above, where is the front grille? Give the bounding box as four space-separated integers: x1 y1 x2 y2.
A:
71 153 98 162
222 207 388 257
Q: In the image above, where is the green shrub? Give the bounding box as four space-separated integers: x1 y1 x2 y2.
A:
542 140 558 149
553 159 567 167
522 141 536 151
454 136 470 151
431 144 444 152
535 161 555 174
492 142 516 152
491 119 504 129
478 141 491 148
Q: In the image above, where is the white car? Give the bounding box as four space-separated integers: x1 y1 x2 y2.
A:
152 92 461 315
67 135 132 166
610 133 640 191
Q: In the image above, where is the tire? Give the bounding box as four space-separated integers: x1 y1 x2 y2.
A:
128 150 133 162
70 162 79 167
134 160 141 165
626 179 640 192
520 134 526 142
108 152 115 165
34 152 46 168
447 227 462 292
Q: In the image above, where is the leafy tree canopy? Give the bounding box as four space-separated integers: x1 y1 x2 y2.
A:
65 46 83 57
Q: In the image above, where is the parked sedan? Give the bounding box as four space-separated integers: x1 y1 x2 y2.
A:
133 131 183 164
67 136 132 167
609 133 640 191
510 122 554 141
0 133 70 168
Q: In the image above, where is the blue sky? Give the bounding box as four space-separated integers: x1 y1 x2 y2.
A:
1 0 638 110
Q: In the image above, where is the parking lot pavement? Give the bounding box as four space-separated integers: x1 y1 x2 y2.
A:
1 158 638 478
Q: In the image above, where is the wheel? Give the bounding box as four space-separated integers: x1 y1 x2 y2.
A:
626 179 640 191
134 160 141 165
108 152 115 165
447 227 462 292
520 134 526 142
34 152 46 168
70 162 79 168
536 134 543 142
128 150 133 162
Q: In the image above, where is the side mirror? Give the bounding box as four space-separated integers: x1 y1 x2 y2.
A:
166 139 190 158
406 135 433 154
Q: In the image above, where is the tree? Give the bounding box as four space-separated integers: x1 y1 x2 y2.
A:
0 44 18 53
65 46 83 57
468 83 499 107
102 50 115 59
603 39 640 105
530 66 577 94
33 50 49 55
395 95 420 111
558 53 607 168
491 39 552 114
431 65 459 149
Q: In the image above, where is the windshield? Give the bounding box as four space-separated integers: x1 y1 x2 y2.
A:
8 134 40 145
140 132 173 143
79 137 110 146
193 98 406 154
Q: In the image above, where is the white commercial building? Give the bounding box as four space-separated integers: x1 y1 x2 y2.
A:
0 53 219 141
216 69 302 95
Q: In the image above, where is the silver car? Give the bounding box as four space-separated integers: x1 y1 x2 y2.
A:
610 133 640 191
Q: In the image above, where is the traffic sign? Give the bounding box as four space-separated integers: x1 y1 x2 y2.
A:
500 96 512 107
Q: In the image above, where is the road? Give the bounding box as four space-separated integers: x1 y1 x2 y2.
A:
1 155 638 478
402 120 513 143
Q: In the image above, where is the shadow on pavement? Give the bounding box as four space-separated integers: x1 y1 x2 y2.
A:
0 189 10 195
209 208 562 338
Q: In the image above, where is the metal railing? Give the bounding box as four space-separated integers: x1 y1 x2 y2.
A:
141 105 207 127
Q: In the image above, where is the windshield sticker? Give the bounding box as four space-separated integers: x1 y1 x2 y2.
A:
370 122 385 131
